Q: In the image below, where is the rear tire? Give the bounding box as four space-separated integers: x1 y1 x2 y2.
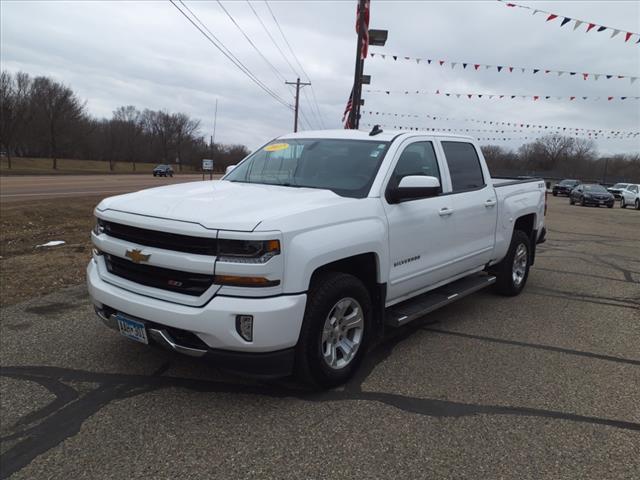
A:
552 191 557 197
295 272 372 389
636 199 640 210
490 230 531 297
580 197 586 206
621 198 626 208
569 197 575 205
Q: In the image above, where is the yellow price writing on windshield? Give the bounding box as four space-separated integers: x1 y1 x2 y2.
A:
264 143 289 152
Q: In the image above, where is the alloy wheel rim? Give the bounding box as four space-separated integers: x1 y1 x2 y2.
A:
512 243 528 288
321 297 364 370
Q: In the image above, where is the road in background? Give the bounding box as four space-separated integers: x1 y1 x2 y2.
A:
0 174 217 202
1 196 639 479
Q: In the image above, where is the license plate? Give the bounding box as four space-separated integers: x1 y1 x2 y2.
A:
116 314 148 344
599 201 605 204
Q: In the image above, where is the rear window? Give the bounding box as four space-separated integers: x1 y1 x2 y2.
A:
441 142 485 192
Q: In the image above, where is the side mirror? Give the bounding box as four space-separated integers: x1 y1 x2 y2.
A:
225 165 237 175
388 175 441 203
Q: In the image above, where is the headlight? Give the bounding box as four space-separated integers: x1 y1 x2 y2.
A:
93 218 104 235
217 239 280 263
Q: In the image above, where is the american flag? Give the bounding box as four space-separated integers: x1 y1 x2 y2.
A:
356 0 370 60
342 87 354 128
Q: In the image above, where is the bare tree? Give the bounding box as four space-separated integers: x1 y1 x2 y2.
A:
534 135 575 170
173 112 200 172
0 71 33 168
30 76 87 169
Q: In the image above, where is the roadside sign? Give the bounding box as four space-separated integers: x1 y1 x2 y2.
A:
202 159 214 171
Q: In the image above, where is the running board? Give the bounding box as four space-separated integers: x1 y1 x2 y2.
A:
385 274 496 327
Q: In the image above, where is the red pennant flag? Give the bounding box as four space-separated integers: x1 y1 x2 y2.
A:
608 96 613 101
506 2 516 6
625 32 633 42
468 94 473 99
436 90 440 94
586 23 596 32
546 14 558 22
439 60 445 66
583 73 589 80
545 70 550 74
570 96 576 100
509 67 514 73
533 96 539 101
474 64 480 70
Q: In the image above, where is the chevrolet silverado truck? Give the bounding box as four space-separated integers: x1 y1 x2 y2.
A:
88 129 547 388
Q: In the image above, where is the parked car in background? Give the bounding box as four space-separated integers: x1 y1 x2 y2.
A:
569 184 614 208
607 183 630 199
552 179 580 196
620 184 639 210
153 165 174 177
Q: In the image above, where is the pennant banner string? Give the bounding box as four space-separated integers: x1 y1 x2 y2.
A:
365 89 640 102
363 124 638 141
369 53 639 84
361 111 639 136
498 0 640 45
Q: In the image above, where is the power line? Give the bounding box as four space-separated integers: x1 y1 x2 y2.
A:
216 1 288 85
263 1 326 128
170 0 293 111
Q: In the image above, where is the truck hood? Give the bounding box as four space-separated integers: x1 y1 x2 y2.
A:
96 180 356 231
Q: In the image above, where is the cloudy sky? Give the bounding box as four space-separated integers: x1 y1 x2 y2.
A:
2 0 639 154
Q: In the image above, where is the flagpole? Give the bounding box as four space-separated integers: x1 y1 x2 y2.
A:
349 0 367 130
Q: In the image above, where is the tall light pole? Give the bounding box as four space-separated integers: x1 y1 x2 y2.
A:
285 78 311 132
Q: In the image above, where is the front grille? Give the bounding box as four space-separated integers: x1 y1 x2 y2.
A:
100 220 217 256
104 253 213 296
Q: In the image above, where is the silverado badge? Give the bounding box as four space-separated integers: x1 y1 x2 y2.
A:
125 249 150 264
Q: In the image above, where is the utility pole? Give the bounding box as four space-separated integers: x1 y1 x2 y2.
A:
285 77 311 132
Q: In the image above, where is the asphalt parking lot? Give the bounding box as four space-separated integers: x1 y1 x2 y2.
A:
1 195 639 479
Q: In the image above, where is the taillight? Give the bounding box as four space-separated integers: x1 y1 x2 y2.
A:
544 190 548 216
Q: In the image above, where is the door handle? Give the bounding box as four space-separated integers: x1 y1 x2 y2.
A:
438 207 454 216
485 199 497 207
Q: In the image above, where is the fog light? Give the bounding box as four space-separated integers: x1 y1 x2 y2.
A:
236 315 253 342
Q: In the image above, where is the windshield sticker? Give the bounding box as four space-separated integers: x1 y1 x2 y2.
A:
264 143 289 152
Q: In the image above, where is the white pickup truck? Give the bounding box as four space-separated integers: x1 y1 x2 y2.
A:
88 129 546 388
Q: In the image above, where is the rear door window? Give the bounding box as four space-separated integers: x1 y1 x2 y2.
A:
441 142 485 192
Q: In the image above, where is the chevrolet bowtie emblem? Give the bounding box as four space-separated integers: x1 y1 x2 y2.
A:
125 249 151 264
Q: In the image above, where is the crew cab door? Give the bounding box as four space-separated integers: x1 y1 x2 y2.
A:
382 138 458 303
438 140 498 272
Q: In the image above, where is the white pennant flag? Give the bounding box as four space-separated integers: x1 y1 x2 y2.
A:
381 54 386 59
521 68 526 73
594 74 600 81
631 77 637 84
532 9 541 15
558 71 565 76
451 62 457 69
456 94 461 98
611 29 621 38
485 65 491 70
573 20 583 30
416 58 420 64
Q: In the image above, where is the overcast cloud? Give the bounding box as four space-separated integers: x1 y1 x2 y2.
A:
1 0 639 154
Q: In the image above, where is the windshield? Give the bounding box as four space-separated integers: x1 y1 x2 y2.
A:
584 184 608 192
560 179 578 185
612 183 628 189
224 139 390 198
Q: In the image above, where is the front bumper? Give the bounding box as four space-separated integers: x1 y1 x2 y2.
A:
87 260 306 376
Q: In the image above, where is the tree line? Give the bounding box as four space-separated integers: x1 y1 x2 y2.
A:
481 135 640 183
0 70 249 171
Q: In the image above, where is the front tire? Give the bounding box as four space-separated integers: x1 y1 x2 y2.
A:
295 272 372 389
580 197 586 206
621 198 626 208
636 199 640 210
490 230 531 297
569 197 575 205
